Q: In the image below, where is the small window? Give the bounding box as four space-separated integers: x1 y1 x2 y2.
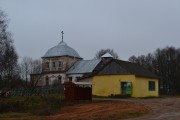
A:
46 77 49 86
69 77 72 82
46 62 49 68
58 76 62 83
149 81 155 91
59 61 63 68
76 77 80 82
52 62 56 68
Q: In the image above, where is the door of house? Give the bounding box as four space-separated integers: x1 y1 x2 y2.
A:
121 82 132 95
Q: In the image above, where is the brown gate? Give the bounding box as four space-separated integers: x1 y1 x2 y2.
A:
63 82 92 102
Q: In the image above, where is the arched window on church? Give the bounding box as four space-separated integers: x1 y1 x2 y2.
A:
46 76 49 86
59 61 63 68
46 62 49 69
52 62 56 68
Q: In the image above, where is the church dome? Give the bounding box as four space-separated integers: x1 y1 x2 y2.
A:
43 41 81 58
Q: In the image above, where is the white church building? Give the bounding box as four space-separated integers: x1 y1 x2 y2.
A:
30 32 100 86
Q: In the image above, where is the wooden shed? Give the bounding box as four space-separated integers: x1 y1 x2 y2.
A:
63 82 92 102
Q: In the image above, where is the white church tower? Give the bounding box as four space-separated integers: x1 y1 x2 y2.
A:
38 31 82 86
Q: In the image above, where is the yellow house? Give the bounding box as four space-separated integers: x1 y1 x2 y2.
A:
92 59 159 97
67 55 159 98
93 75 158 97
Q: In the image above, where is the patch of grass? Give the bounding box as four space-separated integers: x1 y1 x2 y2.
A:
0 94 65 116
0 112 45 120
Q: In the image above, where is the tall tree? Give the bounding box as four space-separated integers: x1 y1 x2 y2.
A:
95 48 119 59
0 9 18 88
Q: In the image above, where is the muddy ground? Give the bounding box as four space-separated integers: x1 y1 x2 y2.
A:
48 97 180 120
126 97 180 120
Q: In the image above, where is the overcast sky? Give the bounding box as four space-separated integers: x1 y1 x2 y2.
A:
0 0 180 60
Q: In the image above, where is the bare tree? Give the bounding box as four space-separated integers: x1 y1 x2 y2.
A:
19 57 33 84
95 48 119 59
0 9 18 88
31 59 42 74
19 57 42 85
128 55 138 63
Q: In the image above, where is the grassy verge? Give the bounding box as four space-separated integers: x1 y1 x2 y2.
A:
0 94 65 117
0 112 43 120
0 96 150 120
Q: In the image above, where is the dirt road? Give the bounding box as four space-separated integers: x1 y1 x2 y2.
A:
95 97 180 120
48 98 180 120
48 101 149 120
125 98 180 120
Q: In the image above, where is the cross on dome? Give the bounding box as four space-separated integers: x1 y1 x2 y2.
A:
61 31 64 42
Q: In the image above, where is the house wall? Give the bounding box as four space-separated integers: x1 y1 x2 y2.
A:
135 77 159 97
92 75 159 97
80 77 92 83
92 75 136 97
67 74 83 82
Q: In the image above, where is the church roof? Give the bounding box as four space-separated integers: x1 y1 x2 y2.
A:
67 59 101 74
43 41 81 58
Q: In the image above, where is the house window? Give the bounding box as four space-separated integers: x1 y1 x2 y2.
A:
59 61 63 68
58 76 62 83
69 77 72 82
52 62 56 68
46 62 49 68
149 81 155 91
46 77 49 86
76 77 80 82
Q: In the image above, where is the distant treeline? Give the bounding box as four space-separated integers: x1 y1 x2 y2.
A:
129 46 180 95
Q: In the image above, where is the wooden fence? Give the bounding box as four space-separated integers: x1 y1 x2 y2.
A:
0 86 64 97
